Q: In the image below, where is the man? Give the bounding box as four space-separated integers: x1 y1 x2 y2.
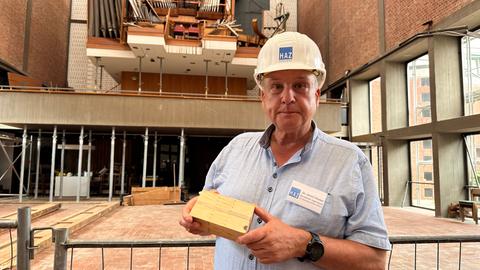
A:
180 31 390 269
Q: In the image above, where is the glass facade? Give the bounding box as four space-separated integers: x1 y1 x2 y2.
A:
410 139 435 209
462 31 480 116
407 55 431 126
465 134 480 187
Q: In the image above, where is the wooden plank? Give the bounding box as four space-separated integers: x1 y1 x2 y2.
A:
131 187 181 205
0 203 61 221
0 202 119 269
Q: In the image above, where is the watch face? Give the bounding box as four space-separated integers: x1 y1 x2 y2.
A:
309 241 324 261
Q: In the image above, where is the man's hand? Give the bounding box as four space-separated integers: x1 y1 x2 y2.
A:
236 206 311 264
178 196 210 236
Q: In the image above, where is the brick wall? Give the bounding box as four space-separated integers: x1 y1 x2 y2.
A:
27 0 70 86
0 0 70 86
298 0 379 86
0 0 27 70
384 0 474 50
297 0 329 84
329 0 379 83
298 0 475 87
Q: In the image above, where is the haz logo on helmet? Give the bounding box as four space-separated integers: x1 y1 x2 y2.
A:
279 47 293 61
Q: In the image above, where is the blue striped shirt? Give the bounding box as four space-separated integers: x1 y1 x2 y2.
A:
204 123 391 270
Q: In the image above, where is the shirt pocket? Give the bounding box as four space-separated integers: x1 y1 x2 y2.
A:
283 193 348 238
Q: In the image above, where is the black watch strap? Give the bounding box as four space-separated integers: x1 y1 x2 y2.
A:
298 231 324 262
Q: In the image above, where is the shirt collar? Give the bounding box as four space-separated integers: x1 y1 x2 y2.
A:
259 121 320 151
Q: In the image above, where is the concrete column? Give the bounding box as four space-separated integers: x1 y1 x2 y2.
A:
49 126 57 202
383 62 407 130
382 139 410 207
142 128 148 187
76 127 84 203
34 130 41 199
349 80 370 136
108 127 115 202
428 36 463 122
432 133 466 217
19 126 27 202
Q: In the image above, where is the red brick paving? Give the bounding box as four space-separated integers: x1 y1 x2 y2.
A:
1 203 479 269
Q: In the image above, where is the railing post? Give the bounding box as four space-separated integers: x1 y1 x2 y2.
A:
53 228 69 270
17 206 31 270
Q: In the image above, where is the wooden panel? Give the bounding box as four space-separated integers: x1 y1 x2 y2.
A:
121 72 247 95
7 73 43 87
130 186 181 205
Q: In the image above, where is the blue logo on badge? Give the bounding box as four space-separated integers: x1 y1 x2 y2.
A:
289 187 301 199
279 47 293 61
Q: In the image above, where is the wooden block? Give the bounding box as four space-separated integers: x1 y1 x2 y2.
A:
190 191 255 240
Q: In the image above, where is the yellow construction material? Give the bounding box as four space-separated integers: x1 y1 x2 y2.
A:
190 191 255 240
125 187 181 206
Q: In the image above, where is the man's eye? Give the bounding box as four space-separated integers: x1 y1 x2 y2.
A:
271 84 284 92
293 83 308 90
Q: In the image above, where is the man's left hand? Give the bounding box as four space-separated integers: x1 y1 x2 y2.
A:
236 206 311 264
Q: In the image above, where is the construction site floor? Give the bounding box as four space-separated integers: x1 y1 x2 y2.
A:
1 200 480 269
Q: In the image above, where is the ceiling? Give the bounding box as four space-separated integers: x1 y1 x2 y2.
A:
87 35 258 89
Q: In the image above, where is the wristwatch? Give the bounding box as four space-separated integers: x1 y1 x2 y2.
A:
298 231 324 262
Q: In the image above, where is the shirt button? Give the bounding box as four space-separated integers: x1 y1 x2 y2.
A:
248 254 255 260
272 173 277 178
267 187 273 192
257 217 262 224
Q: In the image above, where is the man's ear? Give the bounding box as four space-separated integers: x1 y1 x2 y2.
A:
315 88 321 106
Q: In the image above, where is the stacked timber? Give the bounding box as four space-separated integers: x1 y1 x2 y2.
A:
123 186 181 206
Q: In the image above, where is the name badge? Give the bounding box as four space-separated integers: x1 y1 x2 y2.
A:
286 180 327 214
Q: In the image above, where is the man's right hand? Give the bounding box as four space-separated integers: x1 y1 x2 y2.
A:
179 196 210 236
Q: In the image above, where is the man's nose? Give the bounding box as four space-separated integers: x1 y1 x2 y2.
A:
281 87 295 104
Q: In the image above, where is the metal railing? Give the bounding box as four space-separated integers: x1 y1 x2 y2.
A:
0 85 344 104
388 235 480 270
4 206 479 270
53 230 216 270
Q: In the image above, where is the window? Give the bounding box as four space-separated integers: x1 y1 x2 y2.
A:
407 55 431 126
421 108 431 118
462 30 480 116
341 106 348 126
423 140 432 149
421 92 430 102
410 139 435 209
420 77 430 87
369 77 382 133
423 155 432 161
465 134 480 186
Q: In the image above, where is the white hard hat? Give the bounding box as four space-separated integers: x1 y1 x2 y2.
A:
254 31 326 88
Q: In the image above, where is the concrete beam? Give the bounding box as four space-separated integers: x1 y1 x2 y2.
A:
0 91 342 133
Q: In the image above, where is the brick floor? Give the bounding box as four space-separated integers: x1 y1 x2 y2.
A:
1 203 479 269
